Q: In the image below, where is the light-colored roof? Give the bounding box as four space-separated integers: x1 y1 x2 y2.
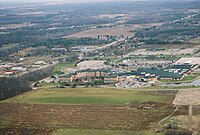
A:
11 67 23 71
34 61 47 65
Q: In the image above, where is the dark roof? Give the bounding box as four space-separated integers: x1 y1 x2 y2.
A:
167 64 195 70
105 74 118 78
138 68 182 79
119 71 140 77
59 72 75 78
75 69 111 73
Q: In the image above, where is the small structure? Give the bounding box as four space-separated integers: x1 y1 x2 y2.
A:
19 58 24 61
52 48 67 52
34 61 47 65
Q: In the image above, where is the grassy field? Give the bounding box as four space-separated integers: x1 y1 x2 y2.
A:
52 129 163 135
4 87 173 105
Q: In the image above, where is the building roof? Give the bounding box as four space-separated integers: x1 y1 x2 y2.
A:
11 67 23 71
59 69 117 79
138 68 182 79
75 69 111 73
167 64 195 70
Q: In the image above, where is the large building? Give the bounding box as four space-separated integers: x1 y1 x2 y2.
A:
133 63 198 80
59 69 119 84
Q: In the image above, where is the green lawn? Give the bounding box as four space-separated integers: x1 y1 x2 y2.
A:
3 87 172 105
52 129 163 135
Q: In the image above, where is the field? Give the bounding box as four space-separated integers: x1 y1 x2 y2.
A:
67 25 137 38
4 87 173 105
52 129 161 135
173 89 200 106
53 62 76 74
77 60 108 70
0 23 35 30
0 87 176 135
128 48 197 56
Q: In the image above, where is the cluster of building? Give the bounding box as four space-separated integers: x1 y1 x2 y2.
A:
0 62 27 76
58 58 200 85
134 64 197 80
0 60 55 77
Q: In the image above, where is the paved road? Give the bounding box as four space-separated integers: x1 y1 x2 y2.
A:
82 38 125 53
172 11 200 23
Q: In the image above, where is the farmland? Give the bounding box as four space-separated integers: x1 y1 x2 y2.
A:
66 25 137 38
52 129 161 135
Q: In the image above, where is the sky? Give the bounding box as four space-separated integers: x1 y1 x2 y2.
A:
0 0 171 2
0 0 195 3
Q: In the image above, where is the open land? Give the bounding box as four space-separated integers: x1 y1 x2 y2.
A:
67 25 136 38
127 48 197 56
0 87 175 135
77 60 108 70
1 1 200 135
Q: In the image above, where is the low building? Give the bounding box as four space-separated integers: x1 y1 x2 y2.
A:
4 70 16 75
137 68 183 80
11 67 26 71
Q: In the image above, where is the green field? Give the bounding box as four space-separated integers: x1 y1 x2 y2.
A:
4 87 173 105
52 129 163 135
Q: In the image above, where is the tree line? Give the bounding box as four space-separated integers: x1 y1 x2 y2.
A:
0 67 53 100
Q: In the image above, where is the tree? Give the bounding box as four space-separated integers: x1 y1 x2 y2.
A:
70 82 77 88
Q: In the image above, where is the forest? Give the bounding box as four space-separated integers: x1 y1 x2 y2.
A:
0 67 53 100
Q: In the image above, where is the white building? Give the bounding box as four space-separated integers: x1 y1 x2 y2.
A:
11 67 26 71
34 61 47 65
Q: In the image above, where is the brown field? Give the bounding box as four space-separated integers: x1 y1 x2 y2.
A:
0 23 35 30
77 60 108 69
173 90 200 106
0 102 173 135
126 47 197 56
66 25 137 38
